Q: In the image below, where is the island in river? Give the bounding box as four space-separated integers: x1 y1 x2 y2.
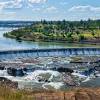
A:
4 19 100 44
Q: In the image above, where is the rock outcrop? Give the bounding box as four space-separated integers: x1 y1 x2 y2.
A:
0 77 18 89
56 67 74 73
62 73 77 86
7 67 25 77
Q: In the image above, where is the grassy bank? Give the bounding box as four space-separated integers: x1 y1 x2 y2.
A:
1 86 100 100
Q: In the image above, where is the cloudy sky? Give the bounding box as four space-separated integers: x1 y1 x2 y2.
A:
0 0 100 21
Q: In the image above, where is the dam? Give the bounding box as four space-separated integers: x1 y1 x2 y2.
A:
0 47 100 60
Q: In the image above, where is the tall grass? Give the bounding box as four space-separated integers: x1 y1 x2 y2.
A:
0 86 35 100
0 86 61 100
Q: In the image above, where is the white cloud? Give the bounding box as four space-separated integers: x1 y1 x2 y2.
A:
0 0 48 10
0 0 23 9
45 6 57 12
0 11 16 18
68 5 100 12
60 2 68 5
28 0 47 8
32 6 57 13
32 8 41 12
28 0 47 4
0 2 6 10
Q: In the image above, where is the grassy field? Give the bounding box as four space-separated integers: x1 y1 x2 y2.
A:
0 86 67 100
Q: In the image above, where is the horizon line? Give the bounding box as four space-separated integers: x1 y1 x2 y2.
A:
0 18 100 22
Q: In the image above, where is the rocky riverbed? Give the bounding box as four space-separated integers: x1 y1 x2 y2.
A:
0 56 100 90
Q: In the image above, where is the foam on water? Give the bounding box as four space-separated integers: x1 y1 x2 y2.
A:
42 82 64 89
72 72 87 78
24 70 61 81
0 70 8 76
0 69 63 89
82 77 91 83
23 70 63 89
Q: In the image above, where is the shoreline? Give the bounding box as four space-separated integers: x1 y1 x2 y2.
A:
4 34 100 46
0 86 100 100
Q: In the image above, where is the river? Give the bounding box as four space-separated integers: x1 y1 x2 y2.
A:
0 27 100 90
0 28 100 50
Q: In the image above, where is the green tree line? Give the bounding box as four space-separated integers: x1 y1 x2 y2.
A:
4 19 100 42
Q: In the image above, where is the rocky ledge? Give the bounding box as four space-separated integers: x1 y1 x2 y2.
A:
0 77 18 89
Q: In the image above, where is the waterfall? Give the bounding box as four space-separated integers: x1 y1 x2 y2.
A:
0 48 100 60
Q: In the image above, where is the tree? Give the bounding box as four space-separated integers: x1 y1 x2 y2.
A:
79 35 85 41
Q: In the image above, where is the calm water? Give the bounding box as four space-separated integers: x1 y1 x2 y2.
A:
0 27 99 50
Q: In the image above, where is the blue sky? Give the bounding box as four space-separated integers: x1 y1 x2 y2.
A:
0 0 100 21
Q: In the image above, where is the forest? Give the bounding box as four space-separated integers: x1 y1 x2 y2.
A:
4 19 100 43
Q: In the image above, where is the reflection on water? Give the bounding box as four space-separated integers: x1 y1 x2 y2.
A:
0 27 100 50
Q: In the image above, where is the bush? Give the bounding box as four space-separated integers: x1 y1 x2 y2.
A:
79 35 85 41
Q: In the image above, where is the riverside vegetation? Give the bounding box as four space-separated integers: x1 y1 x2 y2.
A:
4 19 100 43
1 86 100 100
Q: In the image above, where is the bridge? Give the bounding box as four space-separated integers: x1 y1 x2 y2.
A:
0 47 100 60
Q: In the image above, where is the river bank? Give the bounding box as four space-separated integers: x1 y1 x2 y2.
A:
0 86 100 100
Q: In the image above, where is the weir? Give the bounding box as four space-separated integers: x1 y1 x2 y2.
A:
0 48 100 60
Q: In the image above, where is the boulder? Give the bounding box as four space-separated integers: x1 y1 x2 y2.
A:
0 77 18 89
7 67 25 77
0 66 5 70
23 66 46 73
0 65 5 70
56 67 74 73
62 73 76 86
81 68 95 76
94 66 100 71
